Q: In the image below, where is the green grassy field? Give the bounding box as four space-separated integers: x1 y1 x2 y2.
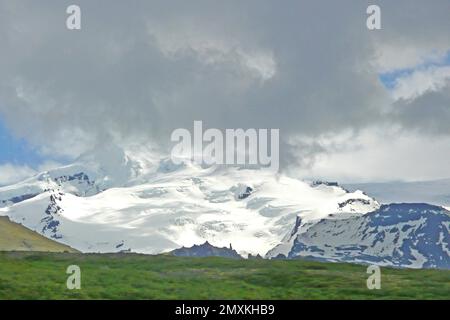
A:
0 251 448 300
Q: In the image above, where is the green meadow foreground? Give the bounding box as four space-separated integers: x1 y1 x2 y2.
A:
0 252 449 300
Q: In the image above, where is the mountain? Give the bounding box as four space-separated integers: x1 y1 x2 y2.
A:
1 146 448 269
345 179 450 210
268 203 450 269
0 216 77 252
0 149 379 257
171 241 241 259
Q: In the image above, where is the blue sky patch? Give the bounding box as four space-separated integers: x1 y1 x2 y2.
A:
0 116 47 167
379 50 450 90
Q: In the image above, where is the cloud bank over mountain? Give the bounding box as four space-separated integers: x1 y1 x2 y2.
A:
0 0 449 182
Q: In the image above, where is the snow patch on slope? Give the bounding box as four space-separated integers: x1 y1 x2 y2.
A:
268 203 450 269
345 179 450 207
0 158 379 256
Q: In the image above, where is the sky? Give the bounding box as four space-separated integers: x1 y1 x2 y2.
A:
0 0 450 185
0 119 44 165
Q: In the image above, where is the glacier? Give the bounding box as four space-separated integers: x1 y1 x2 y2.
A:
0 146 448 269
0 147 378 257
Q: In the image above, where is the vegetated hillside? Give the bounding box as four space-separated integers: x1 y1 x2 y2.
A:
0 252 449 300
0 216 77 253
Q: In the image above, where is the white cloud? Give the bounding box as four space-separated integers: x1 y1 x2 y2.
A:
0 164 36 186
0 0 449 183
374 45 449 73
37 160 63 172
290 126 450 183
392 66 450 101
147 25 276 82
0 160 63 186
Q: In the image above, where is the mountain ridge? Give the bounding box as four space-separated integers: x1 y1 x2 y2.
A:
0 151 448 269
268 203 450 269
0 156 379 257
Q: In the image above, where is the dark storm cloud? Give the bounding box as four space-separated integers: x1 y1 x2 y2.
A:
392 83 450 135
0 0 449 173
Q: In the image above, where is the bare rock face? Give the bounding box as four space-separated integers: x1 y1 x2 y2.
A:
171 241 242 259
270 203 450 269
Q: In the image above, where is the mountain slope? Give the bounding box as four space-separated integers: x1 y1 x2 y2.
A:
268 203 450 269
345 179 450 208
0 216 77 252
0 156 379 257
2 148 448 268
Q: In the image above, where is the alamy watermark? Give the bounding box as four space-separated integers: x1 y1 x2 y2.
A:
366 265 381 290
171 121 280 172
65 4 380 32
66 5 81 30
366 5 381 30
66 265 81 290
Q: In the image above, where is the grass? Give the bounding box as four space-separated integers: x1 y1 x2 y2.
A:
0 251 448 300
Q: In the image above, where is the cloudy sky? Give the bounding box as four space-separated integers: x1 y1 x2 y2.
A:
0 0 450 185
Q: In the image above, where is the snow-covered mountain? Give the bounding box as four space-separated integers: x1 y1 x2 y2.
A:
0 146 449 269
345 179 450 210
268 203 450 269
0 148 378 257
